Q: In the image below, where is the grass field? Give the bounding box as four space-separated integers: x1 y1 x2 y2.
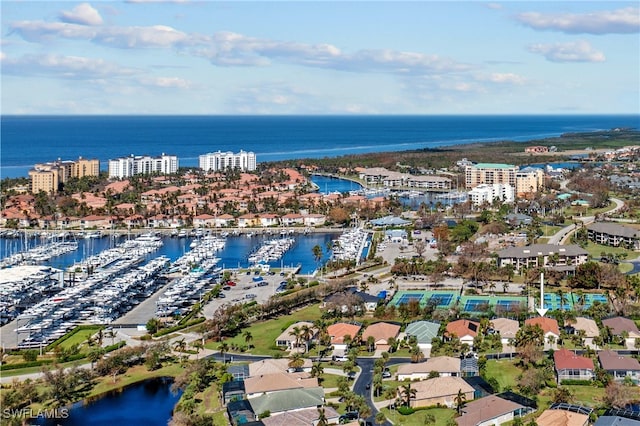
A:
380 406 456 426
483 359 521 391
583 241 634 259
205 304 323 356
58 326 103 351
88 363 183 398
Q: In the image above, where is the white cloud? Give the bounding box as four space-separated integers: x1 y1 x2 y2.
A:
59 3 103 26
516 7 640 35
1 53 139 79
486 3 503 10
139 76 191 89
528 40 605 63
482 72 527 84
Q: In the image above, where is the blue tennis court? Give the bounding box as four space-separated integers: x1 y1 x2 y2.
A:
396 293 424 305
463 299 492 312
495 300 523 312
428 293 454 307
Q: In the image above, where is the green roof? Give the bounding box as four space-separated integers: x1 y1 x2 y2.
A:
473 163 516 169
249 387 324 415
405 321 441 344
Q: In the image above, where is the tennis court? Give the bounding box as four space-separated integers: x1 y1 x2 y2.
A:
459 295 527 313
427 292 456 308
391 292 425 306
463 299 492 312
543 293 572 311
579 293 608 308
389 291 457 308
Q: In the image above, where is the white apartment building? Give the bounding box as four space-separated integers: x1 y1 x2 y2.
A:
108 154 178 179
199 150 257 172
468 183 515 205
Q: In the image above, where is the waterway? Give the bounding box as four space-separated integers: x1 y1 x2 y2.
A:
0 232 341 274
33 377 181 426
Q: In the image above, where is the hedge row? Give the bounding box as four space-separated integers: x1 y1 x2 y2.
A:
0 359 54 371
154 317 205 337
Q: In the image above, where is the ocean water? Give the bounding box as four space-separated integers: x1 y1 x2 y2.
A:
2 115 638 179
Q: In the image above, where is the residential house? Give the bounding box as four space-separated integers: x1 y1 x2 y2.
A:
258 213 280 227
227 399 255 426
553 349 595 383
496 244 588 273
404 320 441 358
274 321 316 351
260 406 340 426
244 372 318 399
249 358 312 377
361 322 401 352
193 213 216 228
445 319 480 349
456 394 532 426
570 317 600 349
281 213 304 227
303 213 326 227
406 376 475 408
599 350 640 383
215 214 235 227
536 406 591 426
602 317 640 348
594 410 640 426
397 356 461 381
524 317 560 349
489 318 519 350
238 214 260 228
248 387 325 420
326 322 362 354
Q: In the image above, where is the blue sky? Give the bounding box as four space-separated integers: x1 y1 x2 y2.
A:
1 1 638 114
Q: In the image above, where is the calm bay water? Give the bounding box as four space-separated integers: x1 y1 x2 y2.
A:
2 114 638 178
34 378 181 426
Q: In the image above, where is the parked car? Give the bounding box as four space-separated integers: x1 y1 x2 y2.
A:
339 412 359 424
257 281 268 287
227 281 236 286
382 371 391 378
222 286 231 291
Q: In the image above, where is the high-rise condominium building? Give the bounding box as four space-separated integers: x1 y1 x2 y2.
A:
199 150 257 172
29 157 100 194
108 154 178 179
465 163 518 189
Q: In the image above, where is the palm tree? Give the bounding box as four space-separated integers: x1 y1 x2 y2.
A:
375 412 387 425
243 331 253 349
300 324 313 353
174 338 187 353
289 325 302 350
288 352 305 371
410 345 424 363
218 342 229 363
316 407 328 426
191 340 203 359
455 388 467 414
367 336 376 353
400 382 416 407
310 362 324 378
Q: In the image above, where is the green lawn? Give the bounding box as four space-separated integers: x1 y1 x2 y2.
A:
380 407 456 426
319 373 343 389
205 304 323 356
57 326 103 351
484 359 521 391
583 241 635 259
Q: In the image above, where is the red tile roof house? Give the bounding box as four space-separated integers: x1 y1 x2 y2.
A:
598 350 640 384
326 322 361 354
445 319 480 350
455 394 533 426
361 322 401 352
553 349 595 383
524 316 560 350
404 376 475 409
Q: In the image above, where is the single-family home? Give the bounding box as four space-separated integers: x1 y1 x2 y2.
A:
569 317 600 349
193 213 216 228
489 318 520 351
274 321 316 351
303 214 326 227
536 407 590 426
406 376 475 408
397 356 461 381
260 406 340 426
602 317 640 349
249 358 312 377
361 322 401 352
598 350 640 383
594 410 640 426
248 387 325 420
244 372 318 399
524 317 560 350
553 349 595 383
456 394 532 426
326 322 362 354
404 320 441 358
445 319 480 349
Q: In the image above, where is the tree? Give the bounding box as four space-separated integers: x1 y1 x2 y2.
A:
243 331 253 348
146 317 161 335
400 382 416 407
218 342 229 363
551 387 574 404
317 407 328 426
375 412 387 425
311 362 324 378
367 336 376 353
288 352 305 371
454 388 467 414
410 345 424 363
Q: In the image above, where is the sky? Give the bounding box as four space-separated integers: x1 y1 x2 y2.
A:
1 1 639 115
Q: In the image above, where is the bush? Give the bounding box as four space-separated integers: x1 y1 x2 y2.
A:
560 379 593 386
0 359 54 371
397 406 415 415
